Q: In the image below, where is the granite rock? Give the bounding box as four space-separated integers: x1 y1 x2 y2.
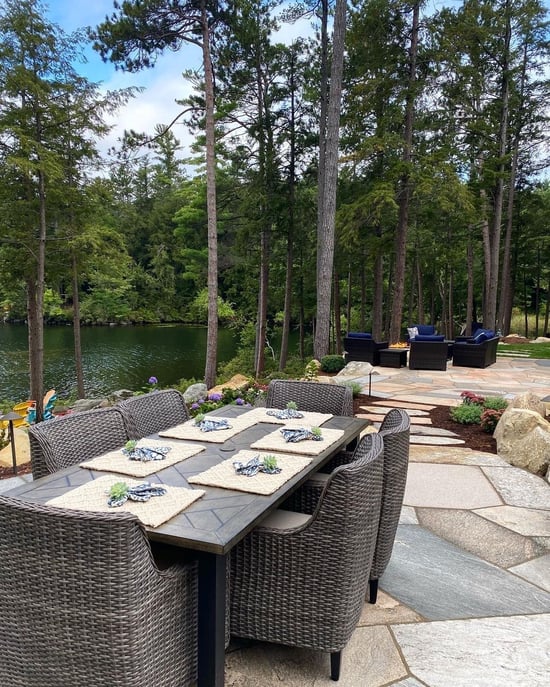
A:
494 408 550 476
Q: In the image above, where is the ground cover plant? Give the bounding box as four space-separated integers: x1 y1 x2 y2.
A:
450 391 508 433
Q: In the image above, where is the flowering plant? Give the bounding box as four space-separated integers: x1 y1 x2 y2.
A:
187 382 267 417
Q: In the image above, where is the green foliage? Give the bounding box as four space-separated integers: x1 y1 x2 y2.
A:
304 360 320 381
450 403 482 425
188 289 236 325
339 380 362 397
483 396 508 411
320 355 346 373
0 427 8 451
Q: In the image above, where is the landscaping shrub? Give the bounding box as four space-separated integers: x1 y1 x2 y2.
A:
482 396 508 411
320 355 346 373
339 380 362 397
480 408 506 433
450 403 483 424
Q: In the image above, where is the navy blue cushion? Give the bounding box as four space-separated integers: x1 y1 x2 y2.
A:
472 331 488 344
415 334 445 342
347 332 372 339
416 325 436 336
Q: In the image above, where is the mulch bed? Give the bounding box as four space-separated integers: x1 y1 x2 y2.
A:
0 394 496 481
354 394 497 454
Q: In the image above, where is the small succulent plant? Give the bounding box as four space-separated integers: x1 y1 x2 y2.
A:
311 426 322 438
262 454 278 471
286 401 298 410
194 413 205 425
108 482 129 502
125 440 137 451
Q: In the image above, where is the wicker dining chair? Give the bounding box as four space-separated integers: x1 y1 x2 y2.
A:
230 433 384 681
0 495 198 687
265 379 353 417
284 408 410 605
28 405 129 480
118 388 190 439
367 408 410 604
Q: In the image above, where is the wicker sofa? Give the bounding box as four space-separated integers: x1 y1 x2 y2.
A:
343 332 389 366
452 335 500 368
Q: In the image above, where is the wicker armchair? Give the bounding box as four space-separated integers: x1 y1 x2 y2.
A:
29 406 129 480
343 335 389 366
0 495 198 687
284 409 410 605
118 388 190 439
266 379 353 417
408 339 449 370
230 433 384 681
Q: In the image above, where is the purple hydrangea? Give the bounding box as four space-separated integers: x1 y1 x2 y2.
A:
148 376 158 385
235 397 245 405
191 402 200 410
208 392 222 402
198 398 205 405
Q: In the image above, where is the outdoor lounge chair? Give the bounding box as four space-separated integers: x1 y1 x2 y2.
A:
28 405 129 480
0 495 198 687
452 333 499 368
118 388 190 439
230 433 384 681
266 379 354 417
408 338 449 370
343 332 389 366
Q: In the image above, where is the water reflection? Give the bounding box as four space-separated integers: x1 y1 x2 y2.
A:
0 324 238 401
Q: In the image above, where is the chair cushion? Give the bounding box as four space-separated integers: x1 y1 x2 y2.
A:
416 325 436 336
472 331 488 344
414 334 445 342
347 332 372 339
259 509 312 532
407 326 419 340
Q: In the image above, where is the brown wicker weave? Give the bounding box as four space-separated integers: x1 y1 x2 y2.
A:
29 406 129 480
284 409 410 605
265 379 353 417
368 408 410 603
0 495 198 687
118 388 190 440
230 433 384 681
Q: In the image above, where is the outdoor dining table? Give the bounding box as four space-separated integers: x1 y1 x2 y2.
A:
6 404 368 687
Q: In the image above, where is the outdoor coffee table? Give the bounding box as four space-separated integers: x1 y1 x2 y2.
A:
6 404 368 687
379 347 409 367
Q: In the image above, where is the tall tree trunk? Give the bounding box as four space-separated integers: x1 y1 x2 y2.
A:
202 3 218 389
486 2 511 331
466 234 474 335
333 271 342 354
71 252 85 398
316 0 329 249
314 0 346 359
28 168 47 422
373 243 383 340
389 2 420 343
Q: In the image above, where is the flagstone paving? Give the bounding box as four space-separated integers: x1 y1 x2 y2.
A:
2 356 550 685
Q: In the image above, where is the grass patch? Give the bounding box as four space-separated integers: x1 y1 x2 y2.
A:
498 343 550 359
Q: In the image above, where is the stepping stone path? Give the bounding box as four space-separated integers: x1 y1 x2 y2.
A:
364 400 465 446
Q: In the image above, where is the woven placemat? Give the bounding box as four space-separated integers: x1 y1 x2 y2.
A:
188 450 312 495
250 427 345 455
46 475 205 528
159 415 256 443
240 407 333 427
79 439 205 478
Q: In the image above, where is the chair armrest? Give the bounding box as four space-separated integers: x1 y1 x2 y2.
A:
320 449 354 474
281 474 328 514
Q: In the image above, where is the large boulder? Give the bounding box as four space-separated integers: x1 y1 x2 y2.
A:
183 383 208 404
508 391 546 418
208 374 251 396
494 407 550 476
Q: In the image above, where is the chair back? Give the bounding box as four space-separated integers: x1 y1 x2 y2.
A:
266 379 353 416
305 432 384 643
29 406 129 480
370 408 410 580
118 388 190 439
0 496 198 686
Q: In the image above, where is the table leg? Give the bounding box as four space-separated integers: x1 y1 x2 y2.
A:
197 552 227 687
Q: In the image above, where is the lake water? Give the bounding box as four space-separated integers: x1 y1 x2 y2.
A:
0 324 239 402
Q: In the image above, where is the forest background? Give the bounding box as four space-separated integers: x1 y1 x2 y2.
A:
1 0 550 419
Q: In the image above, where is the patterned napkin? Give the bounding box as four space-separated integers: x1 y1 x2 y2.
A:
80 439 205 478
239 407 333 427
250 427 345 456
188 450 312 495
159 415 257 443
46 475 205 528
